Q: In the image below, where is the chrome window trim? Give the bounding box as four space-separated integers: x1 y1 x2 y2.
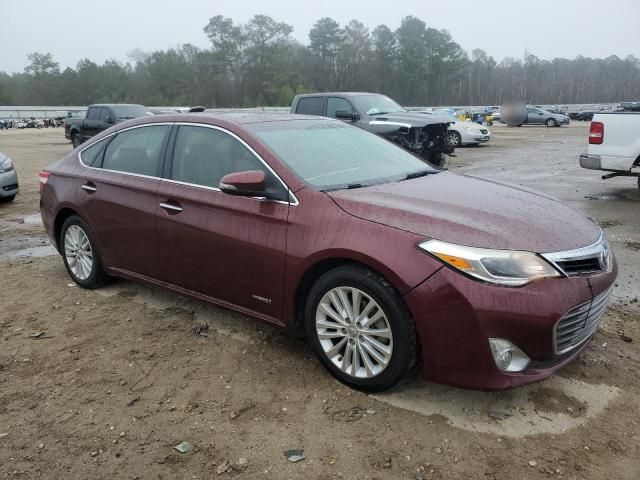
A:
541 232 610 276
77 121 299 206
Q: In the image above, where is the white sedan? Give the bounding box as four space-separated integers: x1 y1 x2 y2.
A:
416 111 491 147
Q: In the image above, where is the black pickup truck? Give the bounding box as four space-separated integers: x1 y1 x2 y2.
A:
290 92 453 166
65 104 153 147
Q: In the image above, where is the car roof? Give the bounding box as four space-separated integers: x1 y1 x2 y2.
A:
91 103 146 108
295 92 379 98
122 112 333 128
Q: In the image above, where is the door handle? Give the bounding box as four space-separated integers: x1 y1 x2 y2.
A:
159 201 183 213
81 182 97 193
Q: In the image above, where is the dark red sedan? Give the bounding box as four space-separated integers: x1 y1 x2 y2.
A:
39 113 617 391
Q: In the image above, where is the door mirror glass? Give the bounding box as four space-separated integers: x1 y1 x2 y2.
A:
219 170 266 197
105 116 114 124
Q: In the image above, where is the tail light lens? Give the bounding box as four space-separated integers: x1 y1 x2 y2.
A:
589 121 604 144
39 171 50 193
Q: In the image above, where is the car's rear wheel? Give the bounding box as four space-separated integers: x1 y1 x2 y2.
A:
71 132 81 148
305 265 417 391
546 118 557 127
60 215 108 288
447 130 462 147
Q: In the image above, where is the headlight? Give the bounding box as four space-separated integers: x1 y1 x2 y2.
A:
0 156 14 173
418 239 561 286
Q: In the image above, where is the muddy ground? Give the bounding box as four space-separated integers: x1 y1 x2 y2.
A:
0 125 639 479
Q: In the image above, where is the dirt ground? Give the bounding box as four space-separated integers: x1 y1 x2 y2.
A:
0 125 639 480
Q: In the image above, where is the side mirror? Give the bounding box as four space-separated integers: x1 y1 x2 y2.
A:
105 116 114 124
335 109 358 121
219 170 266 197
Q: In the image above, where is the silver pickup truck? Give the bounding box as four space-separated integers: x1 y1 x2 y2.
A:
580 112 640 189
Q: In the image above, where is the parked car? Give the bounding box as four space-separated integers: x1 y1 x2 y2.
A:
416 111 491 147
0 152 19 202
40 113 617 391
574 110 596 121
290 92 453 166
619 102 640 112
524 107 570 127
65 104 153 148
579 112 640 189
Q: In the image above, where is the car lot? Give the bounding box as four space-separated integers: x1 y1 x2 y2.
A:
1 125 639 479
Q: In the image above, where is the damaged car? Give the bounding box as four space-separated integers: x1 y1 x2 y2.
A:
290 92 453 166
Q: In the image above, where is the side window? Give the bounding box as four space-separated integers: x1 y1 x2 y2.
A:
99 108 111 121
170 126 268 189
102 125 169 176
86 107 101 121
295 97 325 116
327 97 355 118
80 137 109 167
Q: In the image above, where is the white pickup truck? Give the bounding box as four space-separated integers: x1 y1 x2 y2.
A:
579 112 640 189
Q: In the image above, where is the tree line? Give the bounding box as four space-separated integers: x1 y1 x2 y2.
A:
1 15 639 108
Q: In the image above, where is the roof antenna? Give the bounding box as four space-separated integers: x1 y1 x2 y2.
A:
188 106 206 113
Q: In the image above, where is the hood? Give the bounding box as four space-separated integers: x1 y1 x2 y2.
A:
368 111 451 128
327 172 600 253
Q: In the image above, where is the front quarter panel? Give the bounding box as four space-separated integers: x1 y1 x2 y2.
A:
283 188 443 325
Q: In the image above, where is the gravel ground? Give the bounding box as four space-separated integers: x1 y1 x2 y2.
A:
0 125 639 480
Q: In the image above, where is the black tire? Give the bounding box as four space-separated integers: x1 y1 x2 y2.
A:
304 264 417 392
0 195 16 203
545 118 557 127
71 132 82 148
447 130 462 147
59 215 109 289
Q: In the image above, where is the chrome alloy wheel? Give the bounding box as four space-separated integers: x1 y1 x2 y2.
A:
315 287 393 378
64 225 93 280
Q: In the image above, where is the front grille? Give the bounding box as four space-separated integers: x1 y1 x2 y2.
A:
554 287 612 354
542 233 610 277
556 257 601 275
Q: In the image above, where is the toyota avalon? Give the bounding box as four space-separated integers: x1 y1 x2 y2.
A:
39 113 617 391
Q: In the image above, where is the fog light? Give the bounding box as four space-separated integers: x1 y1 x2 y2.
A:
489 338 530 372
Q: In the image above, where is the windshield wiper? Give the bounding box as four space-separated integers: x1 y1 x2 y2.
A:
347 183 364 189
402 170 435 181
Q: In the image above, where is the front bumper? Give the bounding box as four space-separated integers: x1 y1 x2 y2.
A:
0 169 19 198
460 130 491 144
404 258 617 390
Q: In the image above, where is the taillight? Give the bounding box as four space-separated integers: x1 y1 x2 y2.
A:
39 171 50 193
589 121 604 144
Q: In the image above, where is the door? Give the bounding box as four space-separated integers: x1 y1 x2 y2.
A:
83 106 103 140
527 108 544 124
78 124 171 279
155 124 290 319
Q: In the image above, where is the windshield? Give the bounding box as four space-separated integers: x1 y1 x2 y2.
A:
351 94 406 116
248 120 437 190
112 105 154 119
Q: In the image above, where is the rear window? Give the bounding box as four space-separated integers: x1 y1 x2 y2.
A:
111 105 154 119
295 97 324 116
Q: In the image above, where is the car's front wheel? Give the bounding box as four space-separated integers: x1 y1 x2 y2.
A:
60 215 109 288
546 118 557 127
305 265 417 391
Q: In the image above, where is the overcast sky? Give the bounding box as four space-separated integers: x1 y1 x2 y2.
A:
2 0 639 73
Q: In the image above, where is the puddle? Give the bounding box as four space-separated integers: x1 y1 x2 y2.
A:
0 235 57 260
6 214 43 226
585 191 640 202
372 376 619 437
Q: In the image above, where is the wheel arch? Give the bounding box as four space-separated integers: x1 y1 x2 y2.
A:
53 207 81 250
291 252 411 334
